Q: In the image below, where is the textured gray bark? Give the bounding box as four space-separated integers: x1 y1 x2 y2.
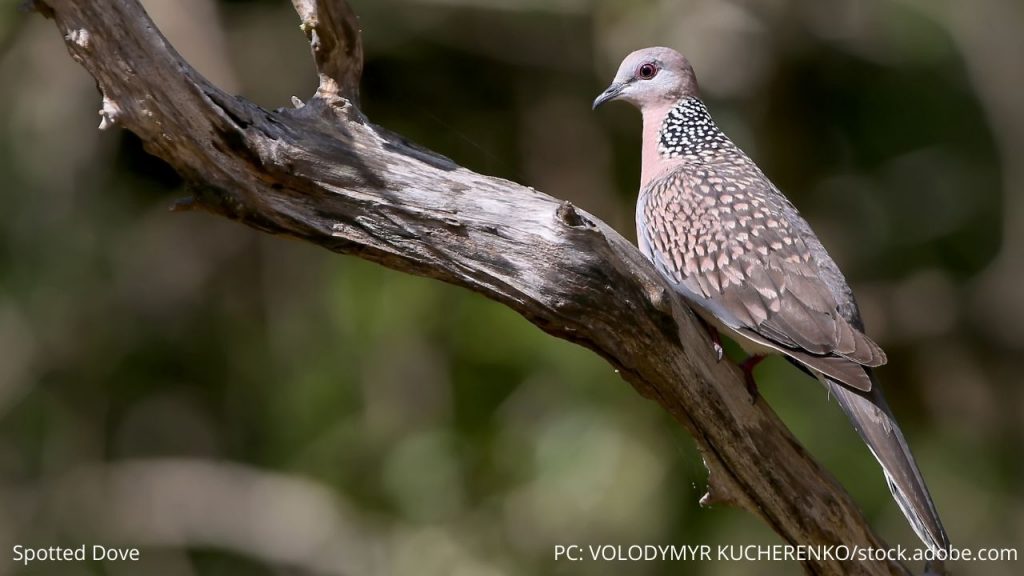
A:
33 1 912 574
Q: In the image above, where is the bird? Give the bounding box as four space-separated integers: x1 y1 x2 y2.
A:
593 47 950 555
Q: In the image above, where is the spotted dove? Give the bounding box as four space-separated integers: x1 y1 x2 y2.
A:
594 47 949 553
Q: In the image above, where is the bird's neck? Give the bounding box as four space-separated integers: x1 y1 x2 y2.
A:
640 97 735 186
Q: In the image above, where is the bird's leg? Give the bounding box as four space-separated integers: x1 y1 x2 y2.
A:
695 316 724 362
739 355 765 402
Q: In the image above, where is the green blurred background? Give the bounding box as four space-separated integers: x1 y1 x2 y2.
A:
0 0 1021 574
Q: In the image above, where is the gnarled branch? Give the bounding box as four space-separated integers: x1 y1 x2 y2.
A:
35 1 910 574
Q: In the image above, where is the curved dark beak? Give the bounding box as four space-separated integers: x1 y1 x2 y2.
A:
592 82 625 110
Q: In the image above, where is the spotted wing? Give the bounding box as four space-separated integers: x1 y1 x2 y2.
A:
639 167 885 391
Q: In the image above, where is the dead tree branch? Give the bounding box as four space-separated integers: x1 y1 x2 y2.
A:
34 1 910 574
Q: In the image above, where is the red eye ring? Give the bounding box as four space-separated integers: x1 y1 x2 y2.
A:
637 62 658 80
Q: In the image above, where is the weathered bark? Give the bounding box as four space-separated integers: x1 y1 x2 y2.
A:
33 1 912 574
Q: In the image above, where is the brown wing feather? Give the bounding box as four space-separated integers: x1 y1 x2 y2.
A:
736 328 873 391
640 165 886 390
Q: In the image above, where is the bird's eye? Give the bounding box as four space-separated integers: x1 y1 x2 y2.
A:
637 63 658 80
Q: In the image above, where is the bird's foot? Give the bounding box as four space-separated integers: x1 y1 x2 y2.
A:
695 316 724 362
739 355 765 403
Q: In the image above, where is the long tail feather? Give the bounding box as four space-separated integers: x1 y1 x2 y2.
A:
822 372 950 553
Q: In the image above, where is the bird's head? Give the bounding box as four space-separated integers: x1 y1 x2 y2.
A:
593 47 699 111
